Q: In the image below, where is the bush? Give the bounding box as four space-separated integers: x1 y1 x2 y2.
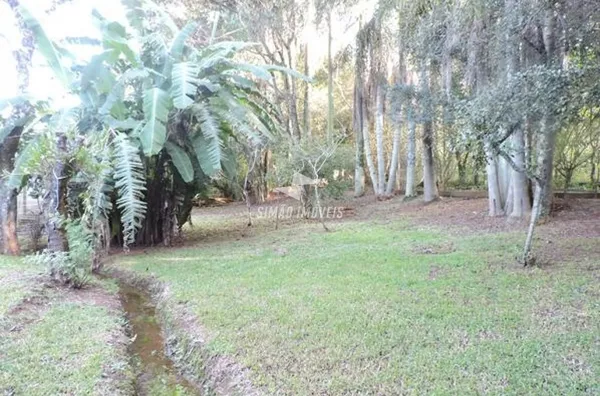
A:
26 220 93 289
268 142 354 201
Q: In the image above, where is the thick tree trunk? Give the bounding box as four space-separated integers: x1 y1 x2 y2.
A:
484 139 504 216
509 128 531 217
422 120 438 203
386 122 401 196
353 80 365 197
375 86 386 196
420 64 438 203
1 0 36 255
522 180 543 265
405 115 417 198
134 156 175 247
535 3 561 218
537 116 558 218
0 128 22 255
362 100 377 195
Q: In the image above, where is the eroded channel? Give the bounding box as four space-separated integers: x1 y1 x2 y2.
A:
118 282 199 395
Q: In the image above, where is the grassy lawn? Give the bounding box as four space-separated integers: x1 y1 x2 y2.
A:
117 216 600 395
0 259 132 396
0 256 39 317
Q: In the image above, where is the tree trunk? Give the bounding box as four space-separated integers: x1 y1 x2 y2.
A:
303 43 311 138
422 119 438 203
375 85 386 196
509 128 531 217
285 45 301 140
563 169 573 197
536 3 561 218
456 152 468 187
134 155 175 247
484 139 504 216
522 179 543 265
46 134 69 253
405 114 417 198
326 9 334 141
1 0 36 255
386 122 401 196
537 115 558 218
353 78 365 197
0 128 22 255
420 64 437 203
362 100 377 194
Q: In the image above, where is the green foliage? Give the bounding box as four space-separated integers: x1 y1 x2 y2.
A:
319 144 354 199
269 140 353 200
18 5 72 88
12 0 293 247
141 88 171 155
165 142 194 183
26 220 93 289
113 133 147 247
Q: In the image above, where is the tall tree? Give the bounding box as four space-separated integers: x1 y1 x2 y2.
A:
0 0 37 255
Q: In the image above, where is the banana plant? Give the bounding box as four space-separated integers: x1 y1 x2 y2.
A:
13 0 300 248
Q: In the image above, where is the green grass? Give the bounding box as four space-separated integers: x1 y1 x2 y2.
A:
0 258 132 395
0 302 130 395
0 256 40 317
118 218 600 395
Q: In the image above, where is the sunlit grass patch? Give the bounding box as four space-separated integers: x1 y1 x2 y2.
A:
0 256 40 317
0 300 131 395
118 219 600 394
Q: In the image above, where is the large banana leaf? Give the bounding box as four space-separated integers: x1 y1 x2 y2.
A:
170 22 198 59
140 88 171 155
165 142 194 183
18 5 72 88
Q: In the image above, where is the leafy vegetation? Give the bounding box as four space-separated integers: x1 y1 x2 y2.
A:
0 0 599 395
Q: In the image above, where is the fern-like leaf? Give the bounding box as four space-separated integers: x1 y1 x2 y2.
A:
112 133 147 248
190 102 221 174
171 62 199 109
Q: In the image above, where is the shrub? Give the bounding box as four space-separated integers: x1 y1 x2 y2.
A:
26 220 93 289
268 142 354 201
